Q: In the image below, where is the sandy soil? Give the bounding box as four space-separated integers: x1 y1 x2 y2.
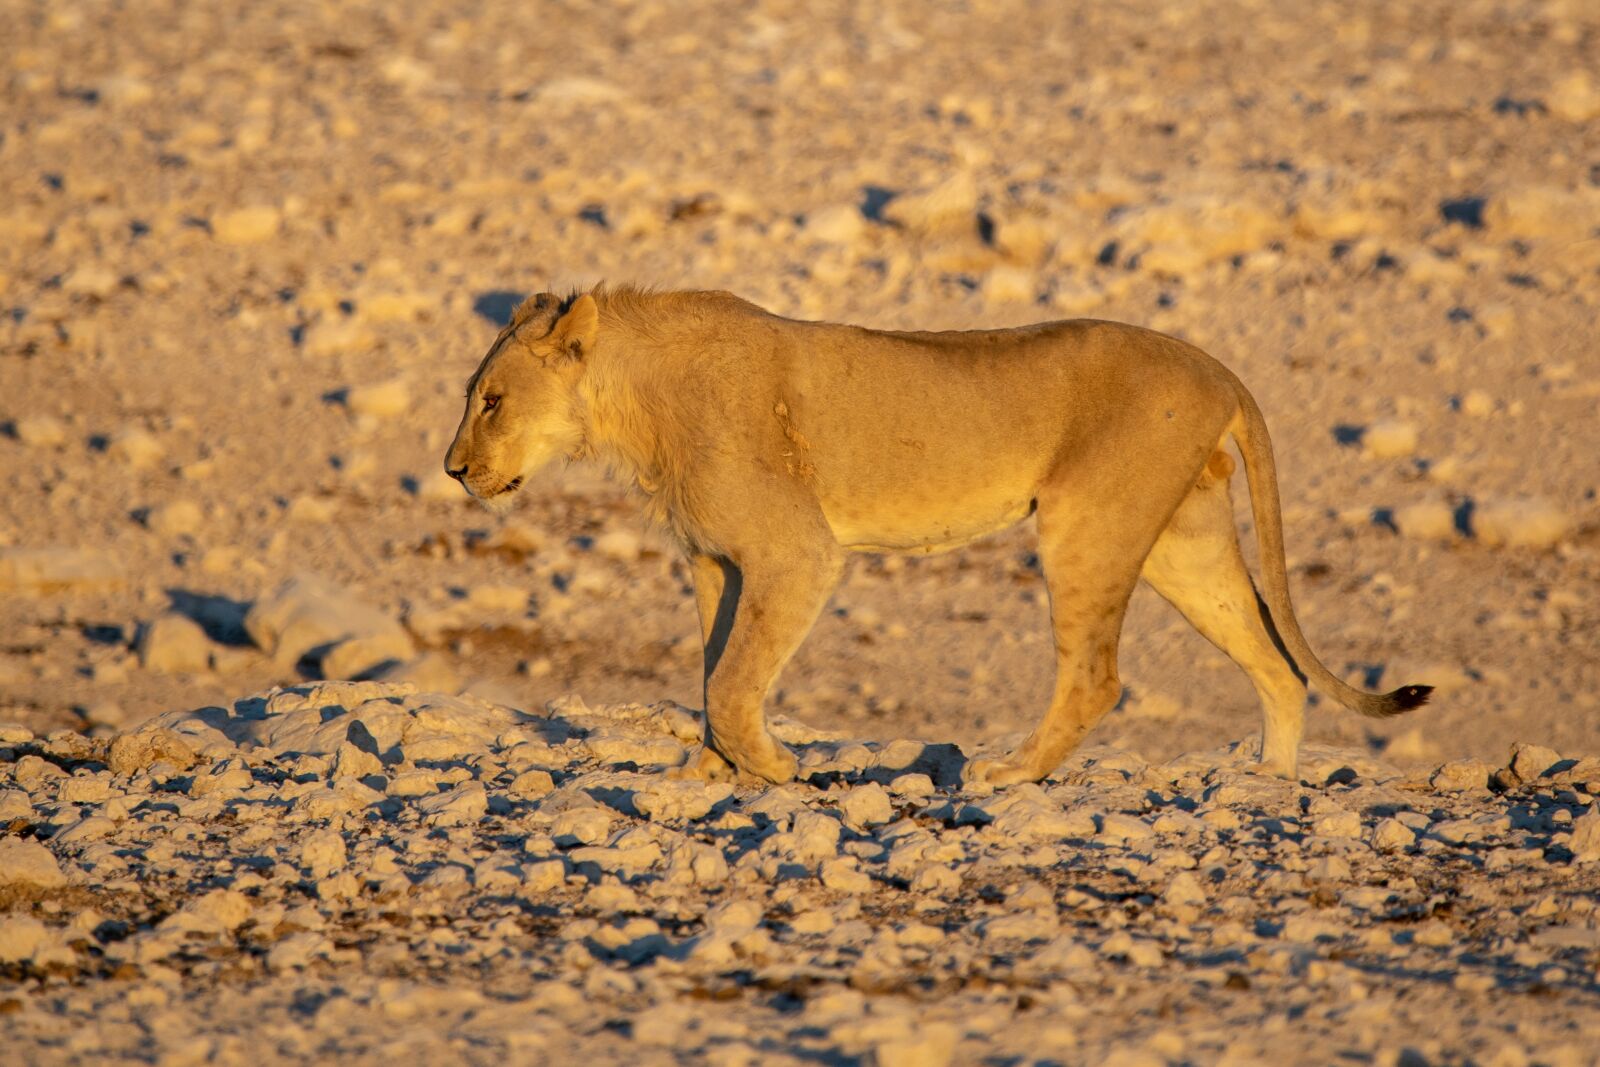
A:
2 0 1599 1062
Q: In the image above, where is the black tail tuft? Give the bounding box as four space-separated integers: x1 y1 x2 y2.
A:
1389 684 1433 713
1354 682 1434 719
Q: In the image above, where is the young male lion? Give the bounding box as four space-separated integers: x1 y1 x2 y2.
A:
445 287 1429 787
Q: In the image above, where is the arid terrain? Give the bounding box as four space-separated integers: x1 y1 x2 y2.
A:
2 0 1598 1062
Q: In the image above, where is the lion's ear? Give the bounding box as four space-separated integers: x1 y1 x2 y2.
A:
512 292 562 333
550 293 598 360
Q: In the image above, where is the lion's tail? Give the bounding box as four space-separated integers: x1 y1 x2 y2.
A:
1226 382 1432 719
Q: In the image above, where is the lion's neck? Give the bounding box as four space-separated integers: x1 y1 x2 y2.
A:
574 352 657 487
573 337 707 548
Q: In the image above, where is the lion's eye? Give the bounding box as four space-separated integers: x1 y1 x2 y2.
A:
482 395 500 412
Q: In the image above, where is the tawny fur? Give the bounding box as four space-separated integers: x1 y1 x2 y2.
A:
445 286 1430 787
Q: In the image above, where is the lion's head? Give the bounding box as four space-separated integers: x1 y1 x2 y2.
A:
444 291 598 508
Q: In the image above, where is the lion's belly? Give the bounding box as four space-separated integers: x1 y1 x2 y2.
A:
819 488 1037 554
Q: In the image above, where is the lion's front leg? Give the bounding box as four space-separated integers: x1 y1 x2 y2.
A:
963 475 1155 789
687 548 842 785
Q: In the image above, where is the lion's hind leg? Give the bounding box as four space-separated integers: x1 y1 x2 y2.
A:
1141 452 1308 778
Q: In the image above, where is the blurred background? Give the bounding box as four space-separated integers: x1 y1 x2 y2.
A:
1 0 1596 766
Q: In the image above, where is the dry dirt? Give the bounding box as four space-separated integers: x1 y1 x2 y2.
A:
2 0 1599 1063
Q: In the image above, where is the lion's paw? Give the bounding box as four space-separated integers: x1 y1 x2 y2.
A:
962 754 1044 789
670 741 796 786
1248 760 1300 782
668 746 738 783
736 743 797 786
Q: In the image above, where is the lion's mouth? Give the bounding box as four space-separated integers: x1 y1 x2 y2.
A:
464 475 524 505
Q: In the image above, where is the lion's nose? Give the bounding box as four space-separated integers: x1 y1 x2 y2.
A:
446 464 468 482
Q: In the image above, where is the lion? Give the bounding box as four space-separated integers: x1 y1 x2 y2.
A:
445 286 1430 787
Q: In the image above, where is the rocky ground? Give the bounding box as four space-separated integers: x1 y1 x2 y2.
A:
1 682 1599 1065
2 0 1599 1061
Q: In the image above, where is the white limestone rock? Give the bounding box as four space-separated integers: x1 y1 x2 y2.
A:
550 806 614 846
979 910 1059 941
98 74 153 108
331 741 383 780
109 426 164 469
369 653 463 694
244 574 414 676
1372 818 1416 852
14 415 67 448
804 204 866 244
1548 71 1600 122
0 547 122 593
1163 870 1208 906
189 759 252 797
633 779 733 822
1566 805 1600 862
0 916 54 963
982 265 1037 306
213 206 281 245
1363 420 1419 459
1474 498 1574 550
345 377 410 419
1312 808 1363 839
882 172 979 236
836 783 894 829
303 318 377 359
1097 812 1154 842
0 790 32 820
819 857 873 893
146 499 204 538
266 931 331 971
989 789 1097 841
0 838 67 888
1510 743 1563 782
1395 500 1458 542
138 613 213 674
298 830 347 876
108 728 198 775
417 782 488 827
523 859 568 892
1432 759 1493 792
181 889 252 933
766 810 844 863
508 769 556 799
